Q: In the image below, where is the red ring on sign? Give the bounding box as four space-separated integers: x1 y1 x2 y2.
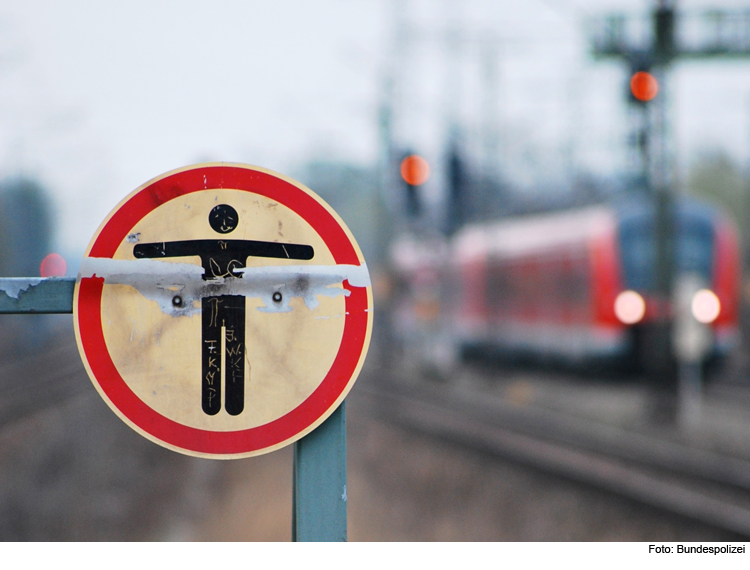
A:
76 166 369 455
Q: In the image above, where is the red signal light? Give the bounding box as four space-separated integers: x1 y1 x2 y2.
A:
40 253 67 277
630 71 658 102
400 155 430 186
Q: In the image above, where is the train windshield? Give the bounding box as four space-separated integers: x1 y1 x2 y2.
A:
618 206 714 291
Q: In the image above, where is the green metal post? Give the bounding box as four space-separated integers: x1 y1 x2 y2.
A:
292 401 347 542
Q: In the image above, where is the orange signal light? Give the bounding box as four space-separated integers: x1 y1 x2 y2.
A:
400 155 430 186
630 71 658 102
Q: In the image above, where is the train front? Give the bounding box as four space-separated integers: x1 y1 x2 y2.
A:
614 198 741 373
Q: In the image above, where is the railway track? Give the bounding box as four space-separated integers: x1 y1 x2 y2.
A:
0 330 89 428
4 326 750 538
0 327 216 541
352 362 750 538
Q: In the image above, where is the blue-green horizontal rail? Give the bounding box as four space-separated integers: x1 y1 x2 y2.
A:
0 278 75 313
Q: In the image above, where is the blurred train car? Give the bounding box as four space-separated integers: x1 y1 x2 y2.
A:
391 197 741 375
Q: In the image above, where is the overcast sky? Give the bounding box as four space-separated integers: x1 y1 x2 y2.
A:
2 0 750 256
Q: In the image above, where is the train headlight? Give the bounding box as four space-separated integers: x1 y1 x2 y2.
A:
614 290 646 324
691 289 720 324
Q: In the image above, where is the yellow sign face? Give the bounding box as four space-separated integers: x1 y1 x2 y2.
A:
74 164 373 458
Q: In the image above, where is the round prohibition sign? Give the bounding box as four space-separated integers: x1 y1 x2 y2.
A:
74 163 373 458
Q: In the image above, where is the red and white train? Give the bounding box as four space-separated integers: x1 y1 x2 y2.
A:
390 198 741 373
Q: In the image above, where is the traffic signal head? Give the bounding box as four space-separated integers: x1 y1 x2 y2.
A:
630 70 658 102
400 154 429 217
400 154 430 186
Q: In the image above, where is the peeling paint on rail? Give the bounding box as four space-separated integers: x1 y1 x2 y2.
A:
0 278 75 314
0 278 43 299
79 257 370 317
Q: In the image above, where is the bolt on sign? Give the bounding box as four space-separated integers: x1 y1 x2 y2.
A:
73 163 373 459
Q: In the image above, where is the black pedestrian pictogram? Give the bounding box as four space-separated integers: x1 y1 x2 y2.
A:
133 204 314 416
